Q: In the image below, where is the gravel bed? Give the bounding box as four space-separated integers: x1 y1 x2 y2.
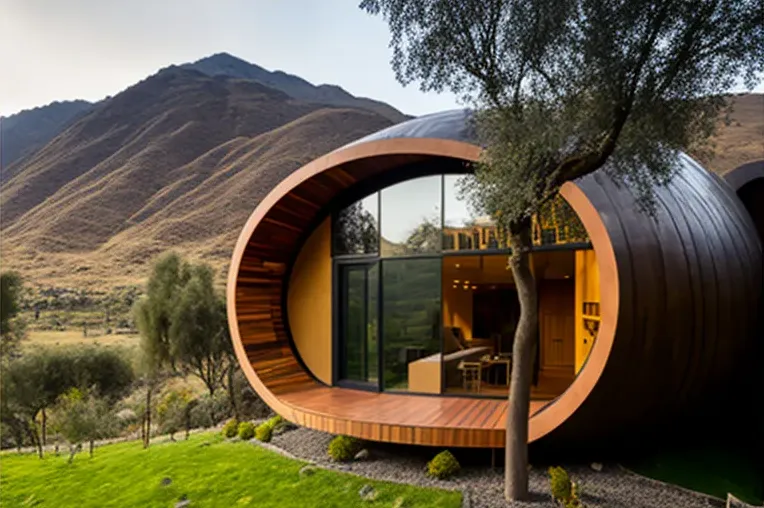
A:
270 426 725 508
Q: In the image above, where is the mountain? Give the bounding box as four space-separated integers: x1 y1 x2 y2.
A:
1 100 93 171
704 93 764 174
184 53 410 124
0 65 394 288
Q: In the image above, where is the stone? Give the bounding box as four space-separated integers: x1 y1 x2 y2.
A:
175 500 190 508
392 496 407 508
727 493 757 508
354 449 370 461
590 462 603 472
358 484 377 501
299 465 318 477
160 477 172 486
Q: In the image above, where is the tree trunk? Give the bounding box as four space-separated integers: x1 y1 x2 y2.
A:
41 408 47 446
26 421 43 459
144 386 152 449
504 222 539 501
89 440 94 457
227 365 239 420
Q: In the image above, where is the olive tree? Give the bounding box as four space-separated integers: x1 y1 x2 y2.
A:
361 0 763 499
1 271 26 359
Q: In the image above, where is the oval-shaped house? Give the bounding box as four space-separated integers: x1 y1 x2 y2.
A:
227 110 763 448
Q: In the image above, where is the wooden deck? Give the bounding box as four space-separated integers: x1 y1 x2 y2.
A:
274 381 550 448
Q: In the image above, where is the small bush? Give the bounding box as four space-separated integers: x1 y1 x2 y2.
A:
548 466 584 507
255 422 274 442
237 421 255 440
253 414 286 443
327 435 363 462
426 450 461 479
222 419 239 438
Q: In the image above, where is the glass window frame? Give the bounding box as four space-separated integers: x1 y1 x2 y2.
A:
330 169 593 398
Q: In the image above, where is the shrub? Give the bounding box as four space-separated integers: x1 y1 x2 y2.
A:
255 422 274 442
222 419 239 438
426 450 461 480
237 421 255 440
548 466 584 507
254 415 283 443
327 435 363 462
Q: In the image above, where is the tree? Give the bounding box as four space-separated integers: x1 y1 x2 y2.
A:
134 252 236 441
169 263 232 400
1 271 26 359
361 0 763 499
49 388 114 462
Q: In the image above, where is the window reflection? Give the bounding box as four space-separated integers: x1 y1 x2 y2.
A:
334 193 379 255
443 174 509 251
380 176 441 256
382 258 441 391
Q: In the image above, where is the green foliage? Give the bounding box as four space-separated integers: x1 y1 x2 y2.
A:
222 419 239 438
548 466 584 507
134 252 233 398
0 433 463 507
254 415 284 443
427 450 461 480
327 435 363 462
49 388 115 459
237 421 255 440
362 0 764 221
1 271 26 358
156 389 192 438
548 466 572 502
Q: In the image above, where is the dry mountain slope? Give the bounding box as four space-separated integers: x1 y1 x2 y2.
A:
184 53 410 124
0 65 394 287
0 99 93 171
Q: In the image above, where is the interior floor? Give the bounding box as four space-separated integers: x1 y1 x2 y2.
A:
445 367 576 400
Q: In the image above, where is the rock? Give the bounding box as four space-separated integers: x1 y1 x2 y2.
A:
299 465 318 477
175 500 190 508
727 493 757 508
160 477 172 486
354 449 370 461
358 484 377 501
590 462 603 472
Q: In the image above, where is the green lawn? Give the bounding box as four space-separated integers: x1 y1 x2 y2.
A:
625 443 764 505
0 434 462 508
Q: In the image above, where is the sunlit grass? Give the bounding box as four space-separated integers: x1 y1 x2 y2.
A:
0 432 462 508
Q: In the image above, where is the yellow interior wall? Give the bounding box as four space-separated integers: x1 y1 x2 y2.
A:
442 282 473 340
287 218 332 385
574 249 600 373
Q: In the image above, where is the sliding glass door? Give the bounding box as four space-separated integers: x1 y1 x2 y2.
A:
337 262 378 388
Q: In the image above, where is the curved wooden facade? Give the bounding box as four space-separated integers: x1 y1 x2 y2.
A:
227 111 763 448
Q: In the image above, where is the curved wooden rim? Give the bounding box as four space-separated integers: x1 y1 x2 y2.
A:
227 137 618 442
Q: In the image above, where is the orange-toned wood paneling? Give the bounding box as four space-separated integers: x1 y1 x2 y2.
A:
539 280 575 371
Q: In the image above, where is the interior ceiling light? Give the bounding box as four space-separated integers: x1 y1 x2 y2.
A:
455 263 460 268
471 286 477 290
452 285 457 289
453 279 460 284
564 275 570 279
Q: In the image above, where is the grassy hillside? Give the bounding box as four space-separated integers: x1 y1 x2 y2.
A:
0 433 461 508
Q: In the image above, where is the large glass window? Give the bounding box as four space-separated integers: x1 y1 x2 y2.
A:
380 175 442 256
332 169 593 397
381 258 441 391
334 193 379 255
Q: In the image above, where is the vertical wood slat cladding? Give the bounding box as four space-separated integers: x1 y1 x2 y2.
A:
229 131 762 448
544 156 763 445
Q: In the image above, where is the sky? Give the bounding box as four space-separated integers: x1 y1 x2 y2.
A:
2 1 761 118
0 0 462 117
